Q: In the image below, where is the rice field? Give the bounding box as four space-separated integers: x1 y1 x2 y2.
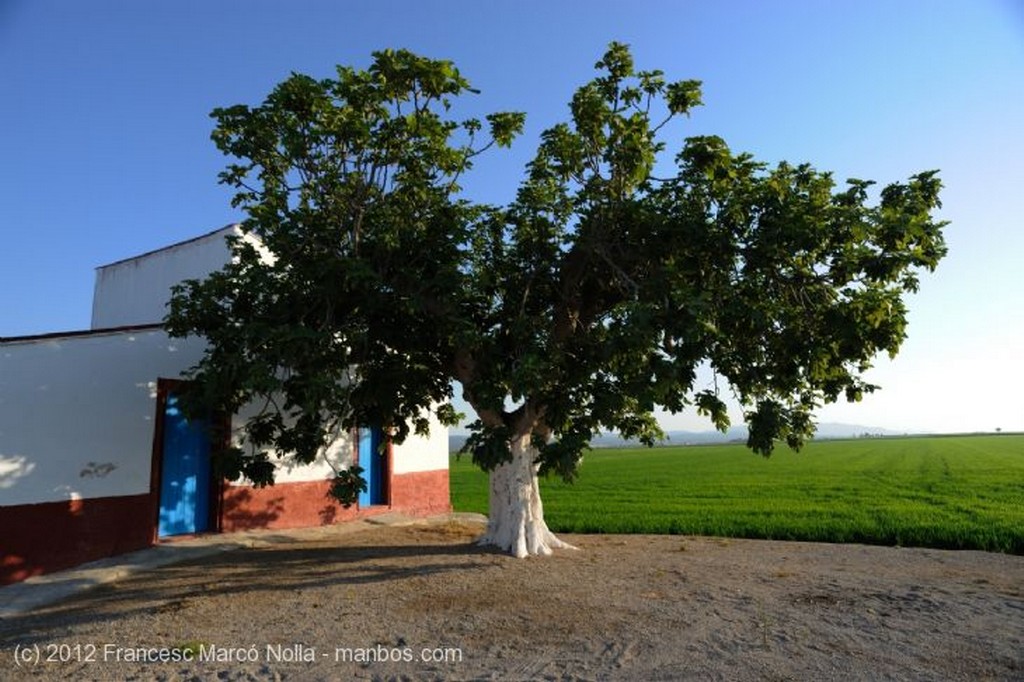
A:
450 434 1024 553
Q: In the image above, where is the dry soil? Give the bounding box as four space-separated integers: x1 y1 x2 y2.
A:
2 518 1022 680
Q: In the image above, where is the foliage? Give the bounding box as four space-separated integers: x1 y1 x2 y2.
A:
451 436 1024 554
166 49 522 496
457 41 945 476
166 43 947 502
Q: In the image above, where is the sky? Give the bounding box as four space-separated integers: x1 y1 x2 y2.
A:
1 0 1022 435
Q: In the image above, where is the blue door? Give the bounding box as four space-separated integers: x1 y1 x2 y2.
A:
158 393 212 537
357 427 386 507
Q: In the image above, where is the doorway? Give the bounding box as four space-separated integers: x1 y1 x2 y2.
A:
156 389 215 537
357 426 388 507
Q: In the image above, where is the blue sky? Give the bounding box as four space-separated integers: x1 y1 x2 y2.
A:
1 0 1021 434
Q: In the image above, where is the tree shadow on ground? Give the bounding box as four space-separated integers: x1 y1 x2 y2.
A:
0 533 504 646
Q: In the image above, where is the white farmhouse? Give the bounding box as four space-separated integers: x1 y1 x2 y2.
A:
0 225 450 585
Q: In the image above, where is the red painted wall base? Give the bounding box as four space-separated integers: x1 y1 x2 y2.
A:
1 495 153 586
391 469 452 515
221 468 451 530
220 479 361 532
1 468 451 586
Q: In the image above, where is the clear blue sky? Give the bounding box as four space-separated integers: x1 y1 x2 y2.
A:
2 0 1021 434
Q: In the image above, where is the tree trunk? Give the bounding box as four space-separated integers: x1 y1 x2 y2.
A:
477 430 577 557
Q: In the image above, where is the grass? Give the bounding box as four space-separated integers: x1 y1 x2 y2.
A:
450 434 1024 553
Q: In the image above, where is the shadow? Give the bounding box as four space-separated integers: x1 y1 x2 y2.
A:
220 488 283 530
0 528 504 646
318 504 337 525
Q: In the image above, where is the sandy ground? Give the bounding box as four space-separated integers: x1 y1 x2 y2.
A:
1 518 1022 681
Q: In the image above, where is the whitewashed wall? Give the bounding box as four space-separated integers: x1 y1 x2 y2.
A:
392 410 449 474
226 404 357 485
91 225 239 328
0 329 208 506
0 326 447 508
226 407 449 483
3 224 447 508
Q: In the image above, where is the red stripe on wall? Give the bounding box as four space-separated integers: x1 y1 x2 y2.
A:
220 468 451 531
220 480 361 532
389 469 452 515
1 469 452 585
0 494 153 586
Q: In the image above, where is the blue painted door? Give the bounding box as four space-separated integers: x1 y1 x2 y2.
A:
357 427 385 507
158 393 212 537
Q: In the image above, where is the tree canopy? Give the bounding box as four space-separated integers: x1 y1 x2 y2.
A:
166 43 946 549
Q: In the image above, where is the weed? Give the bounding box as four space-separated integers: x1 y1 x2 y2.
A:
171 640 209 658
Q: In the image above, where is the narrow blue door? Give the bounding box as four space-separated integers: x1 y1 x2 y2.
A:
158 394 212 537
357 427 385 507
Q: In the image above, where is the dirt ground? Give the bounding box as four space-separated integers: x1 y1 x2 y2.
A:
2 518 1022 681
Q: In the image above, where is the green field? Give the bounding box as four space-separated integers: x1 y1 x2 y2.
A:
450 435 1024 553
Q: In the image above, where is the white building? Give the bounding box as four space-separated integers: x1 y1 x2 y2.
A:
0 226 450 585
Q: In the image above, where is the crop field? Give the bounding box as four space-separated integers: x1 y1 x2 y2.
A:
450 434 1024 553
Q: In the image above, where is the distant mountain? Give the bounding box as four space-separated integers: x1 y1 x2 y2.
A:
812 422 907 439
450 423 907 453
449 434 469 453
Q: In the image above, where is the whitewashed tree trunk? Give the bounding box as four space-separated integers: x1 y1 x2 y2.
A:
477 430 577 557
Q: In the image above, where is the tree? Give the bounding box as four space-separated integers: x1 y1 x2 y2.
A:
166 44 947 557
